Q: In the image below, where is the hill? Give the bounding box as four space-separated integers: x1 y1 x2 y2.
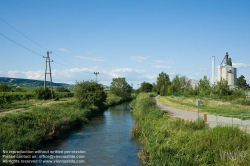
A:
0 77 73 89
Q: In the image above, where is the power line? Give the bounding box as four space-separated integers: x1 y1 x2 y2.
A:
53 60 72 68
0 32 43 58
0 17 48 50
0 32 74 69
0 17 80 68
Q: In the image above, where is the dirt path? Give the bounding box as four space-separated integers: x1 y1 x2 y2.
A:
156 96 250 131
0 98 72 116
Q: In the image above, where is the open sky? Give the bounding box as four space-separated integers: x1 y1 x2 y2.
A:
1 0 250 87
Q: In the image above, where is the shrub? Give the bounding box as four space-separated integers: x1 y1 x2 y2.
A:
74 81 107 109
34 87 54 100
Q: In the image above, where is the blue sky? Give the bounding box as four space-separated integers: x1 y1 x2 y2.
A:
1 0 250 87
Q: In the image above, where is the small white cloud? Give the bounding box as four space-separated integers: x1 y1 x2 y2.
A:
59 48 69 53
75 56 105 62
168 73 175 75
111 68 145 74
154 59 172 63
131 56 148 62
232 63 250 68
153 65 172 69
109 68 145 79
0 71 3 74
144 75 155 79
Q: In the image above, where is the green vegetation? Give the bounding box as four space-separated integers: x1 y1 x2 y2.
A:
236 75 250 90
0 77 73 88
0 91 74 111
110 77 132 100
75 81 107 109
0 91 124 165
131 93 250 165
0 83 11 92
138 82 153 93
158 96 250 116
155 72 171 96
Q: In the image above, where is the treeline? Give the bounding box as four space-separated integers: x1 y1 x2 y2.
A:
136 72 250 104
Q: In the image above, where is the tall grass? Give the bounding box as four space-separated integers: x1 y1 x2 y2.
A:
131 93 250 165
0 93 125 165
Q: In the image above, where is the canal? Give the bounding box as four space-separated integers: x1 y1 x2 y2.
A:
35 102 142 166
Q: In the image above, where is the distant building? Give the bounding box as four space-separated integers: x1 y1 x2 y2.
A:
217 65 237 87
217 52 237 87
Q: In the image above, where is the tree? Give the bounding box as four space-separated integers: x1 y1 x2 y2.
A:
15 87 26 92
75 81 107 108
236 75 249 90
172 75 192 93
227 58 232 66
110 77 132 100
0 83 11 92
156 72 171 96
216 78 232 96
139 82 153 93
196 76 211 96
56 86 70 92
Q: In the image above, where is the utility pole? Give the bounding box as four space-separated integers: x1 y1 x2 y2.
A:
94 72 99 82
44 51 53 99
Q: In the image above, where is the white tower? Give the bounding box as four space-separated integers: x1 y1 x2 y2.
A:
212 56 215 85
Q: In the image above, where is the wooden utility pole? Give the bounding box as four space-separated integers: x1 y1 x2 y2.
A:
44 51 53 98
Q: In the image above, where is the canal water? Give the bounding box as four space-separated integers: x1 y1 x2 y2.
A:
35 103 142 166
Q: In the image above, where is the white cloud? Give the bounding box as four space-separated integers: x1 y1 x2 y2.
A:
232 63 250 68
111 68 145 73
153 65 172 69
109 68 145 80
131 56 148 62
154 59 172 63
0 71 3 74
144 75 156 79
7 70 44 80
75 56 105 62
59 48 69 53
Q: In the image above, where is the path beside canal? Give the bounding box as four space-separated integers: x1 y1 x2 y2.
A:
156 96 250 131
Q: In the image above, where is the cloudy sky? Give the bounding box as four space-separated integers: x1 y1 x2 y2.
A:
1 0 250 87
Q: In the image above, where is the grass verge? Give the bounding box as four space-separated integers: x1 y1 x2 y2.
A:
158 96 250 116
131 93 250 165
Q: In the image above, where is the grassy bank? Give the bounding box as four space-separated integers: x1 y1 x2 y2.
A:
0 93 124 165
158 96 250 116
131 93 250 165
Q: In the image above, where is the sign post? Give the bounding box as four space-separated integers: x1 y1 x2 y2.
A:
196 99 200 122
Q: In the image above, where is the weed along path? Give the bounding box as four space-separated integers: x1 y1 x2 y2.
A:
0 98 73 116
156 96 250 130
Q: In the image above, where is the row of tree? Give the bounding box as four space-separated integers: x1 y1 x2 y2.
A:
74 77 133 108
137 72 249 98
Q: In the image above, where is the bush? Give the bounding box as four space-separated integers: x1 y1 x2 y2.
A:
74 81 107 109
34 87 54 100
231 98 250 106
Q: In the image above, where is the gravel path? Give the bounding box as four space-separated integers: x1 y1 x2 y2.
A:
155 96 250 130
